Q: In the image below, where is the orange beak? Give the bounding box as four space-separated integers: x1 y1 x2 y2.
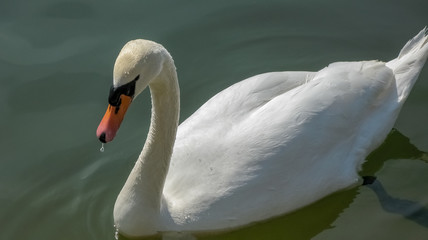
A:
96 95 132 143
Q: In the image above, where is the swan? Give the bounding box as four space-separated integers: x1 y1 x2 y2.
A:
96 28 428 237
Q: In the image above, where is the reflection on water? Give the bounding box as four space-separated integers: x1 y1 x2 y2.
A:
362 129 428 230
362 129 427 176
366 180 428 228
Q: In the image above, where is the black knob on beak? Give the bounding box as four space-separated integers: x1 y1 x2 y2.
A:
99 132 107 143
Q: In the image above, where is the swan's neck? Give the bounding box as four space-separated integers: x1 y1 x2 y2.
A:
114 56 179 234
142 57 180 198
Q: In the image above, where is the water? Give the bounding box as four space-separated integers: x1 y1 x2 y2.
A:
1 0 428 239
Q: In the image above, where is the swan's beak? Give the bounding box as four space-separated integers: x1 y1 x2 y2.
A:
96 95 132 143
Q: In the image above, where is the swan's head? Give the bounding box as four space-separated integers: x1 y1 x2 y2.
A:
96 39 167 143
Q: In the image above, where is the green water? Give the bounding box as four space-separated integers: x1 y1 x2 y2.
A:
1 0 428 239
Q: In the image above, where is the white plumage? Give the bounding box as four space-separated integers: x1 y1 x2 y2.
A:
96 28 428 237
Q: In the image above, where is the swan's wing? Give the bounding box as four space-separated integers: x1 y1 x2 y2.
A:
176 71 315 138
162 62 398 229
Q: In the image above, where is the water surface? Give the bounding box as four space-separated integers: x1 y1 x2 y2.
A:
1 1 428 239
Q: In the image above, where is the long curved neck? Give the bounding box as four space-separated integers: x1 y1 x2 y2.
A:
139 57 180 205
114 56 179 234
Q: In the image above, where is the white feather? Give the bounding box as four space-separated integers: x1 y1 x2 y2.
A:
109 29 428 237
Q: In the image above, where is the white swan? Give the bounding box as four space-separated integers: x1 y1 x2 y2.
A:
96 28 428 237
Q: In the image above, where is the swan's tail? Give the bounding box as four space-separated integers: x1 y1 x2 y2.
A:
386 27 428 103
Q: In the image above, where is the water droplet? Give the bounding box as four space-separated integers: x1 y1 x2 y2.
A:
184 215 191 223
100 143 105 153
114 225 119 240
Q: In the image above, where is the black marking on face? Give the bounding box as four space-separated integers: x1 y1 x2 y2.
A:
108 75 140 107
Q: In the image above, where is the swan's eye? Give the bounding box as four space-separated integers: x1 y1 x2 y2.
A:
108 76 139 106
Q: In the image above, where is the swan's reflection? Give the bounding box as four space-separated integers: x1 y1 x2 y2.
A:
362 128 427 176
365 179 428 228
361 129 428 228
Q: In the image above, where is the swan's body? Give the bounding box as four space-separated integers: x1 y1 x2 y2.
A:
96 29 428 237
